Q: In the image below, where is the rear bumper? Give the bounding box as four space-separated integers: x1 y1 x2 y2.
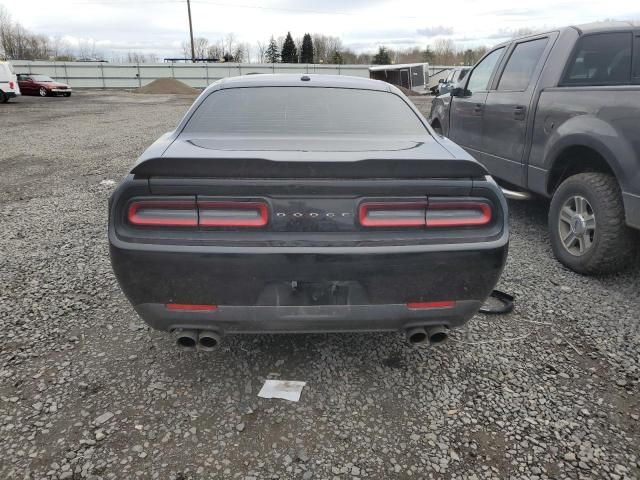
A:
110 242 508 333
134 300 483 333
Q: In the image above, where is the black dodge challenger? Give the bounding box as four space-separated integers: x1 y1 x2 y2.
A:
109 74 508 351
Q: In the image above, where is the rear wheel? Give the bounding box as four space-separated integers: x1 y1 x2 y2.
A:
548 172 636 274
0 91 8 103
39 87 48 97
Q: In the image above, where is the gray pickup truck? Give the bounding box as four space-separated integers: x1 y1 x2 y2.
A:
429 22 639 274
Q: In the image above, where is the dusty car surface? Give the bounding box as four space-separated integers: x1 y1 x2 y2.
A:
109 74 508 350
17 74 72 97
429 22 640 274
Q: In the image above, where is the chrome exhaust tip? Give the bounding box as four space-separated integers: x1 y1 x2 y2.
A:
406 327 429 345
198 330 222 351
426 325 448 345
174 329 198 351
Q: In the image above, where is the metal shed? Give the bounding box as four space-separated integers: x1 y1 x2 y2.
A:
369 63 428 92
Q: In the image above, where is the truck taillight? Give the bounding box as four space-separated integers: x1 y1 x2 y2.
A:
127 200 198 227
9 81 15 89
359 200 492 228
198 201 268 227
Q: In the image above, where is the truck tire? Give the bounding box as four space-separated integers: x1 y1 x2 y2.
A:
548 172 636 275
0 91 8 103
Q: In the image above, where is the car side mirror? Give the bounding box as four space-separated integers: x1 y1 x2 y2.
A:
450 87 465 97
438 78 444 83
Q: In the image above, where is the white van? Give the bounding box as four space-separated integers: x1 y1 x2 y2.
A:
0 61 21 103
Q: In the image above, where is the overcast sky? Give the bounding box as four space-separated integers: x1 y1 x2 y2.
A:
2 0 639 59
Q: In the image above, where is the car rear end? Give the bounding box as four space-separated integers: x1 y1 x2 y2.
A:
109 76 508 350
0 62 20 102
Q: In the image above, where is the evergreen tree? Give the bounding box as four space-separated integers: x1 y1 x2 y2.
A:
331 49 344 65
281 32 298 63
300 33 314 63
265 36 279 63
372 46 391 65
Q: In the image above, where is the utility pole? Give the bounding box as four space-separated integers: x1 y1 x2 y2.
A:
186 0 195 62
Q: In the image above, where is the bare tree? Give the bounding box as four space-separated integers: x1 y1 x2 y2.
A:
256 40 266 63
433 38 457 65
193 37 209 59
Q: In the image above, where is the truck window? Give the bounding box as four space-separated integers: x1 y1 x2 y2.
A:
562 32 632 86
497 38 548 91
465 48 505 94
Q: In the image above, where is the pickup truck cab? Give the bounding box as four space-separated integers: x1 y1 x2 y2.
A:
430 22 640 274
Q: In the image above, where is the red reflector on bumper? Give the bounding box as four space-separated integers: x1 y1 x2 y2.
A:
165 303 218 311
406 300 456 310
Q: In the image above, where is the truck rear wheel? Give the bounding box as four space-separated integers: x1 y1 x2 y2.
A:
549 172 636 274
0 91 8 103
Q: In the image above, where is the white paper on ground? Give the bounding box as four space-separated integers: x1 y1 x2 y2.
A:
258 380 306 402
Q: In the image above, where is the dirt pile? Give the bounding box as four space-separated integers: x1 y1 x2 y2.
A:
134 78 199 95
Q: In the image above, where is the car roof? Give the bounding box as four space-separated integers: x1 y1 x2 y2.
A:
215 74 391 92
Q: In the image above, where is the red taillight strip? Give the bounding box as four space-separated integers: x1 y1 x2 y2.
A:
127 200 198 227
425 202 491 227
165 303 218 311
198 201 268 227
406 300 456 310
359 202 427 227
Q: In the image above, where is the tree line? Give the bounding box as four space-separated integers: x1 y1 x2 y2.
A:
2 4 489 66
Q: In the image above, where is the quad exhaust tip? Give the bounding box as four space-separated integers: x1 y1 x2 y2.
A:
174 329 222 351
406 325 448 346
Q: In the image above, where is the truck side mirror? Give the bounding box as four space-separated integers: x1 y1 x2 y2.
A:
438 78 444 83
450 87 464 97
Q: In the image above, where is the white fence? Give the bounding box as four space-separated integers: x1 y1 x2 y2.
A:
9 61 371 89
10 60 459 90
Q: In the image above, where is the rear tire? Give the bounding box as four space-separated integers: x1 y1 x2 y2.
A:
0 91 8 103
548 172 636 275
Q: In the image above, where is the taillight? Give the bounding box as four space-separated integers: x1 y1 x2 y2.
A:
9 81 15 89
127 200 197 227
198 201 268 227
126 199 269 228
426 201 491 227
359 200 491 228
358 202 427 227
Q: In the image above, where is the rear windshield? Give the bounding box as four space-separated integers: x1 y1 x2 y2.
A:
183 87 427 136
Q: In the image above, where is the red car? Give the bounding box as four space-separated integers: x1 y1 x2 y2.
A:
17 74 72 97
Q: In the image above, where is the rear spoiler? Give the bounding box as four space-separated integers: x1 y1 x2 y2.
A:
130 157 488 179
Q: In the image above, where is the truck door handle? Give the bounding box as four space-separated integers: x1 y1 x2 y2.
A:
514 105 526 120
473 103 483 114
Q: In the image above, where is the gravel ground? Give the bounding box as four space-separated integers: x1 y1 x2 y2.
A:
1 91 639 480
